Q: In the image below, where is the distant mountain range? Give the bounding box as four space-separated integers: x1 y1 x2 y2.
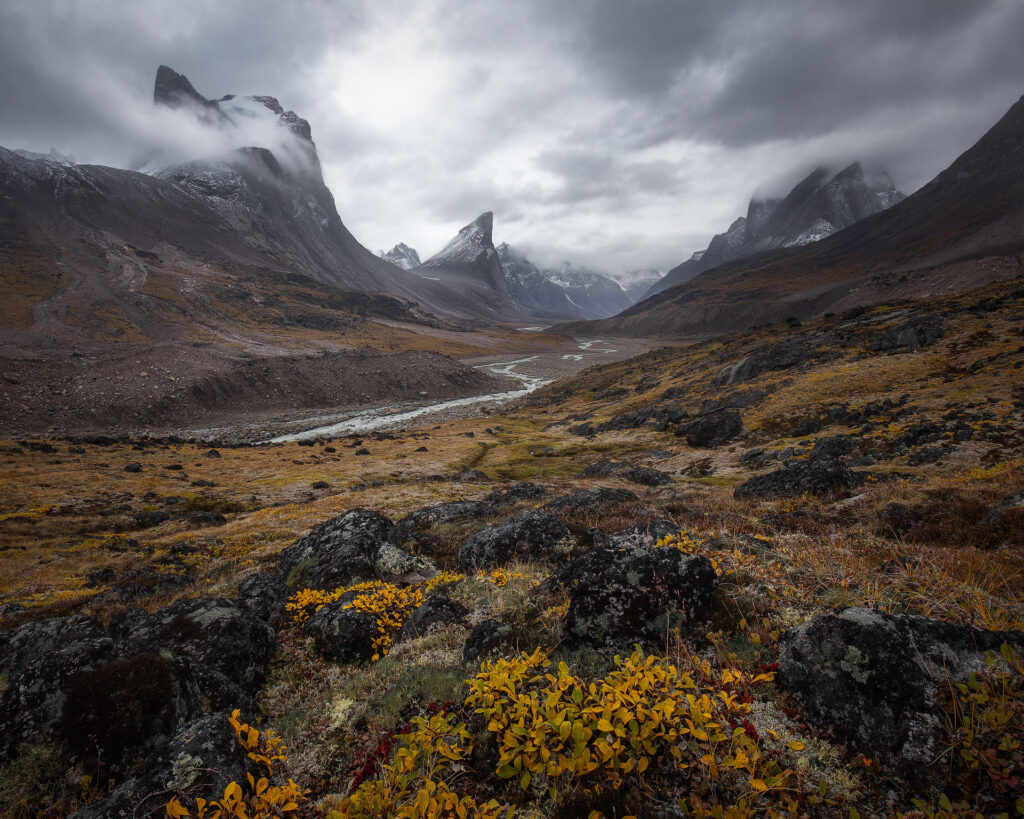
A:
379 220 635 320
557 92 1024 338
644 162 905 299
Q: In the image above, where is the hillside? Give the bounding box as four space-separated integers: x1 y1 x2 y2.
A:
557 93 1024 339
1 275 1022 817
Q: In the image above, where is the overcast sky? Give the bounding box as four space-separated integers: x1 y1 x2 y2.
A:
2 0 1023 276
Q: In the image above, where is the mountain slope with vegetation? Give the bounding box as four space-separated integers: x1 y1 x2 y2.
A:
1 274 1022 817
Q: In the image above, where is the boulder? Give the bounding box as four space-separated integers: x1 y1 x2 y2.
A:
605 519 680 548
482 482 548 507
69 713 250 819
463 619 516 663
780 608 1024 764
542 487 639 517
677 409 742 448
547 544 718 648
276 508 394 589
395 500 494 545
122 597 275 694
398 596 469 641
869 314 945 354
576 460 673 487
712 336 812 386
734 455 863 500
458 510 572 571
303 603 379 663
236 573 290 627
374 542 438 583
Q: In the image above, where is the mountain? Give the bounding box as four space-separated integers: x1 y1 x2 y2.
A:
617 269 663 303
380 243 421 270
557 93 1024 339
496 244 632 319
645 162 905 298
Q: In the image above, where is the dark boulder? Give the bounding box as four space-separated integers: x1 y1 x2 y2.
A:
122 597 275 693
133 510 170 528
810 435 858 459
734 455 863 500
483 482 548 507
276 508 394 589
576 460 673 487
651 404 689 431
463 619 516 663
236 572 290 627
458 510 572 571
869 314 945 354
398 596 469 641
595 408 653 432
712 336 811 386
188 511 226 527
70 712 250 819
677 409 742 448
303 603 379 663
606 519 680 548
395 500 494 545
547 544 718 648
698 390 765 415
780 608 1024 765
542 487 639 517
0 614 109 679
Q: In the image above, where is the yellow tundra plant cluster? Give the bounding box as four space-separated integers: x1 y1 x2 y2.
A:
166 711 308 819
337 712 512 819
287 581 425 661
465 648 785 807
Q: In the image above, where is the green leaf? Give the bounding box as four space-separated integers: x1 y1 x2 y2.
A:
496 764 517 779
939 793 953 811
520 771 531 790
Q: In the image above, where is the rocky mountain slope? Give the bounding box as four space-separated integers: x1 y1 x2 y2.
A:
1 274 1021 817
379 243 421 270
496 243 633 319
561 94 1024 340
645 162 905 299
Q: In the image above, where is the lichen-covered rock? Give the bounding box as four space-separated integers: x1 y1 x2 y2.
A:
576 460 673 487
483 482 548 507
276 508 394 590
734 454 863 499
458 510 573 571
374 542 438 583
712 336 812 386
0 614 109 679
123 597 275 694
676 409 743 448
605 519 680 548
395 500 494 546
779 608 1024 765
547 544 718 648
304 603 379 664
869 314 944 353
398 596 469 641
236 572 290 627
463 619 516 663
69 712 250 819
542 487 639 517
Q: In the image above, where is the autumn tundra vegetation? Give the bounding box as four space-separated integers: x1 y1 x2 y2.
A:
0 279 1022 818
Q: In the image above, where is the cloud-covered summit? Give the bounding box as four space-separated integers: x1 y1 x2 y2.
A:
2 0 1022 273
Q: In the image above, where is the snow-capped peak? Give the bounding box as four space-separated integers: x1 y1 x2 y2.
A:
380 243 421 270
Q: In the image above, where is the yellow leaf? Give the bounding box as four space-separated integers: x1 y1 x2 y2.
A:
787 741 806 751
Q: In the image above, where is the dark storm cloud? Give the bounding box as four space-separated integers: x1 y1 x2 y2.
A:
1 0 1022 273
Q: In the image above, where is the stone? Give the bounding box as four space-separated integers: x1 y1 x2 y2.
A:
304 603 379 663
780 608 1024 765
734 455 863 500
276 508 394 590
544 544 718 648
542 487 639 517
576 460 673 487
677 409 742 448
236 573 289 627
458 510 573 571
463 619 516 662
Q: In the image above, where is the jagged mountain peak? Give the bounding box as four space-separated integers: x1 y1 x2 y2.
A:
154 65 209 107
644 159 906 299
379 243 421 270
421 212 497 269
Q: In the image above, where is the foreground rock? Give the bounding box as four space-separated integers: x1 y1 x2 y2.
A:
734 455 863 499
0 598 274 776
676 409 742 448
395 500 494 547
398 596 469 641
277 508 394 589
576 460 673 486
780 608 1024 765
458 510 573 571
543 544 718 648
71 712 250 819
542 487 639 517
304 603 380 664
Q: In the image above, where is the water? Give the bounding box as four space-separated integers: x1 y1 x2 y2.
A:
265 340 617 442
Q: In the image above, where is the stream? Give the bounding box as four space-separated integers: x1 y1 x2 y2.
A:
266 339 620 442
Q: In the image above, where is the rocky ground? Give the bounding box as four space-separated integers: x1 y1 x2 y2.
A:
0 278 1022 817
